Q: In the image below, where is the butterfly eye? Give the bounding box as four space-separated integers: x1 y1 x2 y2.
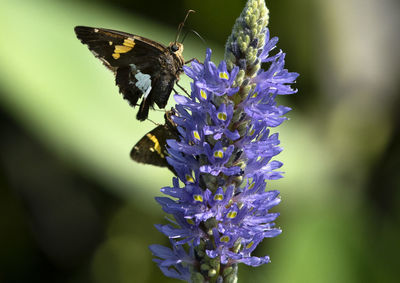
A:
171 44 179 52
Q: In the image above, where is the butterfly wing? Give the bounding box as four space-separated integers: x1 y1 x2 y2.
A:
75 26 166 71
130 110 179 172
74 26 180 120
130 123 178 170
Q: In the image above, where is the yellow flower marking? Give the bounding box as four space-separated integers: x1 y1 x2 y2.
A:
214 194 224 201
246 242 254 249
220 236 230 242
185 175 194 183
193 131 201 141
217 112 227 121
227 211 237 219
219 72 229 80
193 195 203 202
200 89 207 99
248 182 255 190
214 150 224 158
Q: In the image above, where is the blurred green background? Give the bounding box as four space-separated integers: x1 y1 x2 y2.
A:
1 0 399 282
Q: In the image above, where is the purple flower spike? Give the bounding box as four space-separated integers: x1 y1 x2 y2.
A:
150 1 298 282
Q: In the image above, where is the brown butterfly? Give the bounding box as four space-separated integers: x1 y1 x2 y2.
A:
74 10 194 121
130 109 179 172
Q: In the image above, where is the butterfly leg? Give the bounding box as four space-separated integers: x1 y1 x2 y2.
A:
146 117 161 126
175 83 190 97
184 58 199 65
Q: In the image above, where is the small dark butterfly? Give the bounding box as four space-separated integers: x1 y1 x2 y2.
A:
130 109 179 172
74 11 194 121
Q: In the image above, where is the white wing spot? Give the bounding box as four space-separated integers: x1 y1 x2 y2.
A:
130 64 152 98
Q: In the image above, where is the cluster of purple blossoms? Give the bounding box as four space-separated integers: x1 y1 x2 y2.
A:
149 28 298 282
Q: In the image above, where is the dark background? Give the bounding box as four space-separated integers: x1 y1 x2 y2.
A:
1 0 399 282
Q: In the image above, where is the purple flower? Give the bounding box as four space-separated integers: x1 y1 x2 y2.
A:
149 240 193 281
184 49 240 96
204 102 240 141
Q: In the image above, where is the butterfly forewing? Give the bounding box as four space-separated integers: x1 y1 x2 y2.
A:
75 27 165 70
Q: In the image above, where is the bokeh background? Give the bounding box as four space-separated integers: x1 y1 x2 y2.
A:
1 0 400 282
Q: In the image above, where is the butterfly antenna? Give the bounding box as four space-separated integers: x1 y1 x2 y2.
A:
174 9 195 43
181 29 207 46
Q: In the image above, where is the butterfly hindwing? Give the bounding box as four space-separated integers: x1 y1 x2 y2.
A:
130 110 179 171
130 125 171 167
74 26 184 120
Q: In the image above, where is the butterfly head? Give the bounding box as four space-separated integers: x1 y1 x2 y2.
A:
169 9 193 65
168 42 184 64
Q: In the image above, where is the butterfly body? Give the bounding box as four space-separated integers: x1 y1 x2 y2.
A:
74 26 185 120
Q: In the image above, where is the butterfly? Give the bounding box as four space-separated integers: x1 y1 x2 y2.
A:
74 10 194 121
130 109 179 172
